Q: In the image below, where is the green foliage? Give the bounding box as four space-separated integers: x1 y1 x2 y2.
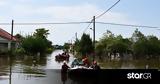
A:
22 36 47 55
46 47 54 54
96 31 131 59
33 28 49 39
63 43 71 52
133 35 160 59
146 36 160 56
95 29 160 60
73 33 93 57
74 39 80 52
15 48 25 54
20 28 54 55
79 33 93 56
14 34 24 41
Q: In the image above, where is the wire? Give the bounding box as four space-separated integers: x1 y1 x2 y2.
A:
83 19 93 33
96 22 160 29
0 22 91 25
0 21 159 29
95 0 120 19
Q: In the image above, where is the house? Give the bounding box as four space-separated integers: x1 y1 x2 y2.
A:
0 28 18 51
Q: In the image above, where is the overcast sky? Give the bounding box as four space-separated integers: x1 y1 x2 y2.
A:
0 0 160 45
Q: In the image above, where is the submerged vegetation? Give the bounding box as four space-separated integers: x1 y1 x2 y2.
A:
72 33 93 58
73 29 160 61
15 28 54 56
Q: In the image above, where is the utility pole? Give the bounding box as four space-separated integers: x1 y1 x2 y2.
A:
11 20 14 41
75 32 78 40
93 16 95 61
9 20 14 84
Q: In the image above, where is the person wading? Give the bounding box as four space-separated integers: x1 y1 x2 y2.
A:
61 61 70 73
61 61 70 84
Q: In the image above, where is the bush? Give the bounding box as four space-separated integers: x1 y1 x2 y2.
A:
15 48 25 54
21 36 47 55
46 48 54 54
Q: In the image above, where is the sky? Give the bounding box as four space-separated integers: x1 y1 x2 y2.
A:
0 0 160 45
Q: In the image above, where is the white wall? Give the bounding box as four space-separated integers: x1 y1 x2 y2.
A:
0 37 9 43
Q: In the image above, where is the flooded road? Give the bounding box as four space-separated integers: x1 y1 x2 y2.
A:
0 50 160 84
0 50 75 84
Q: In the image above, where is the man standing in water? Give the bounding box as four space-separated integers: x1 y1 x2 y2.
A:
61 61 70 84
61 61 70 73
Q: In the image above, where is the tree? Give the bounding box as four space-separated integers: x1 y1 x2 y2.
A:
21 28 54 55
131 29 148 59
79 33 93 56
95 29 160 60
34 28 53 53
63 43 71 52
96 31 132 60
14 34 24 41
131 29 145 42
21 36 47 55
146 35 160 58
73 39 80 54
33 28 49 39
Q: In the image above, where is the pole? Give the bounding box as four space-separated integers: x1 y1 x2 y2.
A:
11 20 14 40
75 32 77 40
9 20 14 84
93 16 95 61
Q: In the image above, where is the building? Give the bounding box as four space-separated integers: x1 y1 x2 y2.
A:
0 28 18 51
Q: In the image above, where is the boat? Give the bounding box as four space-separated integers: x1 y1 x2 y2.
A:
67 65 102 82
55 53 70 61
68 58 94 78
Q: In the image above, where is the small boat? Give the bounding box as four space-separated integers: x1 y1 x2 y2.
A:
68 58 102 80
68 58 94 78
68 66 99 80
55 53 70 61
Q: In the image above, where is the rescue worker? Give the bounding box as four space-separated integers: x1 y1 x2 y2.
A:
82 56 90 67
91 61 100 70
61 61 70 73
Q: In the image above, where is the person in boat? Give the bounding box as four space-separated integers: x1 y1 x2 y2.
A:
71 58 80 68
91 61 100 70
82 57 90 67
61 61 70 73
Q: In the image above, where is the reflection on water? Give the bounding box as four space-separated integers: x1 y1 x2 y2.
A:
99 59 160 69
0 50 160 84
61 72 68 84
0 50 75 84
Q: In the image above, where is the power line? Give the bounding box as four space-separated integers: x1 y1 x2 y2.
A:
80 0 121 34
0 22 91 25
95 0 120 19
83 19 93 33
96 22 160 29
0 21 159 29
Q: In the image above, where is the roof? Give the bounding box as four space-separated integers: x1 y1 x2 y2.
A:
0 28 17 41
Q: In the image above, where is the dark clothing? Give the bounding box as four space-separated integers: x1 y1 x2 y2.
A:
91 65 101 70
94 65 100 70
61 64 70 73
61 72 67 84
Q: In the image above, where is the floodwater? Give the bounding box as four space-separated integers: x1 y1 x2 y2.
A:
0 50 160 84
0 50 75 84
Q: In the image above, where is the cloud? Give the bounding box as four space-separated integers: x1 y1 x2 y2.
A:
10 3 135 24
38 4 101 21
1 3 136 45
0 0 8 6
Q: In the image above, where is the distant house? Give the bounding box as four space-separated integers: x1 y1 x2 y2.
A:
0 28 18 51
